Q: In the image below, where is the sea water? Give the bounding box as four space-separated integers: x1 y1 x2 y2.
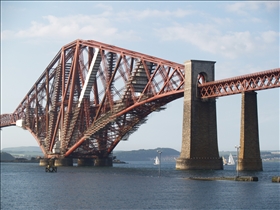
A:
1 161 279 210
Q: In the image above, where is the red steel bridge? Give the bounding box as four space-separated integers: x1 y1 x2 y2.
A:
1 39 279 160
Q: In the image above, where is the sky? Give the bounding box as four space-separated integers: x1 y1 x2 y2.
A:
1 1 279 152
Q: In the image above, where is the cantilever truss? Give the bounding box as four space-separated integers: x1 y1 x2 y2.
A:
1 39 279 158
1 39 185 158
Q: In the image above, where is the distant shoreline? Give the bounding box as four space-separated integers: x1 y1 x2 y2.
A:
1 159 279 163
1 147 279 162
0 160 40 163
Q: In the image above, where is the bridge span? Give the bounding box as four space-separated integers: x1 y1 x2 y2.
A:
1 39 279 169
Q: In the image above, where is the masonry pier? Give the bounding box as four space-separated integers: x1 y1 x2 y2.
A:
272 177 280 183
77 158 95 166
39 158 49 166
94 157 113 167
40 157 73 167
54 158 73 166
238 91 263 171
176 60 223 170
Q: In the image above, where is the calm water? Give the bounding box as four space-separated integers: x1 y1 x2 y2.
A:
1 161 279 210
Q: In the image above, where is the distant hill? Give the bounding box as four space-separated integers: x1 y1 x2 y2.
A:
113 148 180 161
0 152 15 161
1 146 43 157
1 146 179 161
1 146 278 162
2 146 42 152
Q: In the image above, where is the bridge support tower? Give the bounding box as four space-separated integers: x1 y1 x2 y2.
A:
238 91 263 171
176 60 223 170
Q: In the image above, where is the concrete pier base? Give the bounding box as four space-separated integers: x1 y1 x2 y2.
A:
77 158 95 166
237 158 263 171
272 176 280 183
94 158 112 167
239 92 263 171
176 157 223 170
39 158 49 166
55 158 73 166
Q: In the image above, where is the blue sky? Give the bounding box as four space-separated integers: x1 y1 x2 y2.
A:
1 1 279 152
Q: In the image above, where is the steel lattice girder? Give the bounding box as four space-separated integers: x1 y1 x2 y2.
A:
0 114 18 128
198 68 280 98
1 39 185 158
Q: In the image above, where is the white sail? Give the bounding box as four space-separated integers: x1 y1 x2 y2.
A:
228 153 235 165
154 156 160 165
222 156 227 165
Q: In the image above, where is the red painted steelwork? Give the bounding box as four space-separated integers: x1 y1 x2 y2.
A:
0 39 185 159
0 114 16 127
199 68 280 98
0 39 279 159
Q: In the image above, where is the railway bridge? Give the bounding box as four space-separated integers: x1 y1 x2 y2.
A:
1 39 279 170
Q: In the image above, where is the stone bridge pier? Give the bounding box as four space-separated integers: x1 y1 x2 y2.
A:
238 92 263 171
176 60 223 170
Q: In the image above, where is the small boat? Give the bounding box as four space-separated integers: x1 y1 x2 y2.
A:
222 156 227 165
227 153 235 165
154 156 160 165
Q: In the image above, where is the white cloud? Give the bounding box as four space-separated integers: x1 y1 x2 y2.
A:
115 8 195 22
155 23 278 59
15 15 101 38
210 17 232 25
1 5 277 59
1 30 15 40
2 7 197 42
94 3 113 12
134 8 194 19
9 14 141 43
261 31 279 43
263 1 279 10
225 2 253 15
225 1 279 15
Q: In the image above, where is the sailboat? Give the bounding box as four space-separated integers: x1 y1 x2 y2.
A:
227 153 235 165
154 156 160 165
222 156 228 165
